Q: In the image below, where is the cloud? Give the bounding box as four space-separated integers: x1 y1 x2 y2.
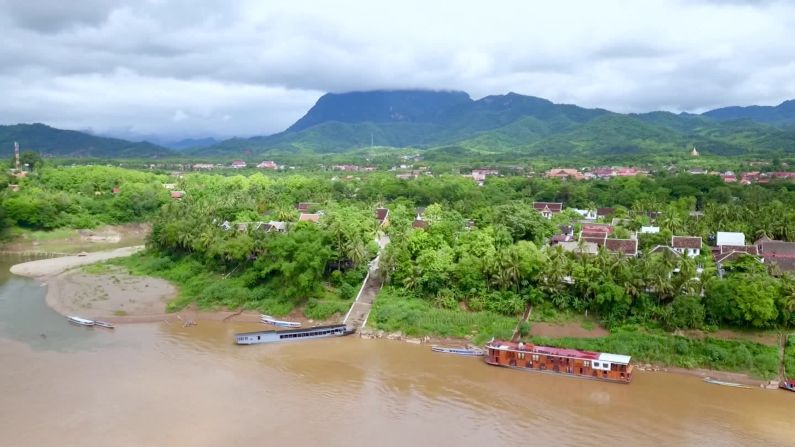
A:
0 0 794 139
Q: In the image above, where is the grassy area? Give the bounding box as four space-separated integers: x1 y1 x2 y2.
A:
785 334 795 378
108 251 353 318
530 327 781 379
369 287 781 378
8 227 77 242
369 288 518 344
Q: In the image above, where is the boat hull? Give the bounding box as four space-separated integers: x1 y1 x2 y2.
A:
780 380 795 392
485 359 632 384
260 315 301 328
431 346 486 356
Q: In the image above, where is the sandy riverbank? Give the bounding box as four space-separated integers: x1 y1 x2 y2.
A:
8 247 266 325
10 246 145 277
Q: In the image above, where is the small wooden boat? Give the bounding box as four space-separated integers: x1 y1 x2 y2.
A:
780 379 795 392
703 377 751 389
93 320 115 329
67 316 94 326
260 314 301 328
431 346 486 356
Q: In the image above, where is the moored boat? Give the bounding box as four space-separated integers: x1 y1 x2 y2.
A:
260 314 301 328
93 320 115 329
484 339 633 383
431 346 486 356
780 379 795 392
67 316 94 326
236 324 355 345
703 377 751 389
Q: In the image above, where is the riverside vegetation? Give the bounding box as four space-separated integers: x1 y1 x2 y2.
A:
4 164 795 377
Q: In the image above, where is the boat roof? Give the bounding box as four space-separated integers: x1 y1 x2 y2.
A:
68 316 93 323
598 353 632 364
236 324 347 336
488 340 631 365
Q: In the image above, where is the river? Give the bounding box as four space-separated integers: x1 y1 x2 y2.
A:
0 254 793 447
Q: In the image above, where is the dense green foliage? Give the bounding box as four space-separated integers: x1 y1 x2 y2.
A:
1 166 169 229
140 173 376 313
370 288 518 344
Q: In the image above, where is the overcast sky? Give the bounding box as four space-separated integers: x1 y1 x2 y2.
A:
1 0 794 141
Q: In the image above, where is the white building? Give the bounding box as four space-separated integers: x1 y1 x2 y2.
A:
716 232 745 247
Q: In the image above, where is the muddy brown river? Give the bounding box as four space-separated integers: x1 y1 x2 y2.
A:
0 254 793 447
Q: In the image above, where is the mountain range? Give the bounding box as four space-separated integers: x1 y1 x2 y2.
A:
4 91 795 159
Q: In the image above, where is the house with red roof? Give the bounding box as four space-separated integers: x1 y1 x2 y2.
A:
605 238 638 257
756 238 795 274
533 202 563 219
671 236 702 257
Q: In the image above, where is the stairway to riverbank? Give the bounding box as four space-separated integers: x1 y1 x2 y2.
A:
342 234 389 331
343 272 383 330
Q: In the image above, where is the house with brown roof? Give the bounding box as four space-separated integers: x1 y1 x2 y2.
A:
412 219 429 229
596 207 615 218
545 168 584 181
295 202 318 212
605 238 638 257
756 239 795 274
582 223 614 235
580 231 607 245
299 213 322 223
230 160 247 169
671 236 702 258
533 202 563 219
170 191 185 200
375 207 389 227
259 221 287 233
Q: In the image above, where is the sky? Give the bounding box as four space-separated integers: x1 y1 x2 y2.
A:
1 0 794 142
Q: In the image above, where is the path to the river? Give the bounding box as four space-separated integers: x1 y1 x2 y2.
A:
344 234 389 330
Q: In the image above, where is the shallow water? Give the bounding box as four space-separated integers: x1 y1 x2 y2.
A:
0 255 793 447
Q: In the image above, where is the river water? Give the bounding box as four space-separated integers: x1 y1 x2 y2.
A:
0 254 793 447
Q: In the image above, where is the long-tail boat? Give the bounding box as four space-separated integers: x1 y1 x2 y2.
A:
484 339 633 383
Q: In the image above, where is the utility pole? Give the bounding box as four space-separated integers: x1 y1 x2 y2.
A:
14 141 20 172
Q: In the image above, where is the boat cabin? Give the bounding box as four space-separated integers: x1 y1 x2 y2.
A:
236 324 353 345
485 340 633 383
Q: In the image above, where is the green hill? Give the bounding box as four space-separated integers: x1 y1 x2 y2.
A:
194 90 795 158
0 123 173 158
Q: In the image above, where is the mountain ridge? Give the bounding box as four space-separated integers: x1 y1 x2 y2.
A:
195 89 795 157
0 123 173 158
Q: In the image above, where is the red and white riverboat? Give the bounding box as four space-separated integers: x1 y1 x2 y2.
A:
485 340 633 383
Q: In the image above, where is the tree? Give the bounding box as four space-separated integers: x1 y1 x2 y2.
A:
668 295 705 330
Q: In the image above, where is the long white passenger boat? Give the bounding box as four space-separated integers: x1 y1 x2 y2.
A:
260 314 301 328
67 316 94 326
236 324 355 345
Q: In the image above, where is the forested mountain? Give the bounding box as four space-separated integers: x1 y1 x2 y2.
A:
0 123 173 157
7 92 795 159
198 90 795 158
703 100 795 126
